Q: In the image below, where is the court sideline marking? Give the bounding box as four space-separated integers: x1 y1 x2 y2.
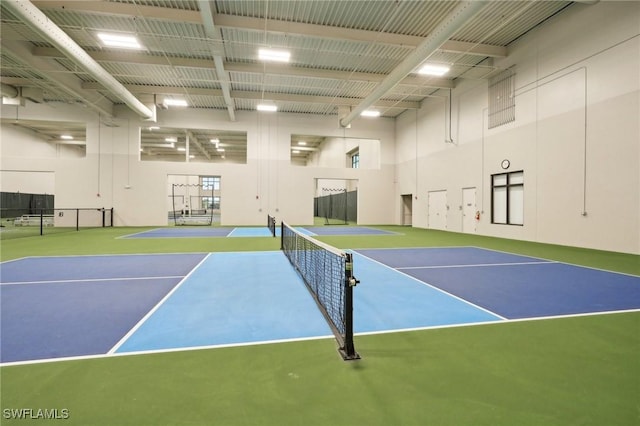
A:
0 276 185 286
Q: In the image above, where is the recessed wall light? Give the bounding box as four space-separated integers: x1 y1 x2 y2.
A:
97 33 142 49
258 48 290 62
418 64 450 76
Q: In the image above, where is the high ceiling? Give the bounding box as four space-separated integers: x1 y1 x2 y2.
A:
1 0 580 125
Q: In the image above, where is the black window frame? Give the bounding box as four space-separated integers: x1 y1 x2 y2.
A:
491 170 524 226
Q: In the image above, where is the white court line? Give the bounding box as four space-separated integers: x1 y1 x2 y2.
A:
0 276 185 286
4 308 638 368
107 253 213 355
397 260 556 270
471 246 640 278
353 252 508 321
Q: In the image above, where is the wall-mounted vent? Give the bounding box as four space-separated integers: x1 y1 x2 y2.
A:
488 68 515 129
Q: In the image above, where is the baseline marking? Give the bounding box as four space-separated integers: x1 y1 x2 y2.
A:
397 260 556 270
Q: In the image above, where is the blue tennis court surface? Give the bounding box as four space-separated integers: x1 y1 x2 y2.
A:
123 228 233 238
2 247 638 364
300 226 397 236
356 247 640 319
122 226 392 238
122 227 278 238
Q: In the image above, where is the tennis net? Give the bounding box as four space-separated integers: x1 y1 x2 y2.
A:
280 221 360 360
267 214 276 237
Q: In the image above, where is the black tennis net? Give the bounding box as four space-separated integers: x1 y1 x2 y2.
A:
267 214 276 237
280 221 360 360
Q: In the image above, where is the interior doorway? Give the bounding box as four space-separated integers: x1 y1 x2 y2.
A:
401 194 413 226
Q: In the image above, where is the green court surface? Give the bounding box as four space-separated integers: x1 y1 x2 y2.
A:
1 226 639 426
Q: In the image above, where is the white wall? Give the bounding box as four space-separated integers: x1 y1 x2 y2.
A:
395 1 640 254
1 104 395 227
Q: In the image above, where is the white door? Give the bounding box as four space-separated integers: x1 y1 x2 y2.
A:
462 187 477 233
427 190 447 230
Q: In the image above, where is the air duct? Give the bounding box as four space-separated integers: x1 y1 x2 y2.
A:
340 1 489 127
3 0 154 120
1 83 19 98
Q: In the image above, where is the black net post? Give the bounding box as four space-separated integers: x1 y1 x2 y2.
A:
39 209 44 236
341 252 360 360
75 208 79 231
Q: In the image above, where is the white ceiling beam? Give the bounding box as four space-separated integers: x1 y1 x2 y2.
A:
80 82 421 110
198 0 235 122
214 14 507 58
341 1 489 127
34 48 454 90
186 131 211 160
30 2 506 58
31 0 202 23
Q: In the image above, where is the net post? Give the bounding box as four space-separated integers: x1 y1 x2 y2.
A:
39 209 44 236
341 252 360 360
76 208 79 231
280 221 284 250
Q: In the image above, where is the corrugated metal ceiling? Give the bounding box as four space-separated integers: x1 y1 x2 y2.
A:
1 0 575 120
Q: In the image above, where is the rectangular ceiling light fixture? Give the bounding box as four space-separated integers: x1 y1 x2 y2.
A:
418 64 450 76
258 48 291 62
257 104 278 112
361 110 380 117
97 33 142 49
163 98 188 107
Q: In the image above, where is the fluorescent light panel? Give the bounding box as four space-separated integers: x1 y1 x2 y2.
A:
258 48 290 62
97 33 142 49
257 104 277 112
163 98 188 107
418 64 450 76
60 135 73 140
361 110 380 117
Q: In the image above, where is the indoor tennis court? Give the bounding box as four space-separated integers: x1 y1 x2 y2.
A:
1 1 639 425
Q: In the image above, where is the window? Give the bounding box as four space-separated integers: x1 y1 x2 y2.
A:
201 176 220 191
491 171 524 225
200 196 220 210
351 152 360 169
